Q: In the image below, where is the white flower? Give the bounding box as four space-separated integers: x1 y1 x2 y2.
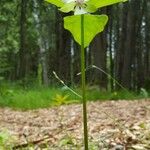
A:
74 6 87 15
46 0 127 15
63 0 89 15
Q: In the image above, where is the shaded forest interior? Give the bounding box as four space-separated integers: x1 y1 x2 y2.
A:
0 0 150 91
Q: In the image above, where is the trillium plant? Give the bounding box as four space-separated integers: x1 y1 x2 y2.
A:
46 0 127 149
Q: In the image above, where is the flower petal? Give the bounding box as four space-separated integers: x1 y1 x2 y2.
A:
74 6 87 15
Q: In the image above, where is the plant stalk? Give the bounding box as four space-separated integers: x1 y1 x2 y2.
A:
80 14 88 150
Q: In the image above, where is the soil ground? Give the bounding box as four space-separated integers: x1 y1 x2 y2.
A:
0 99 150 149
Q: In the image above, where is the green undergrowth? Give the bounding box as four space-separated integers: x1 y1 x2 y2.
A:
0 83 149 110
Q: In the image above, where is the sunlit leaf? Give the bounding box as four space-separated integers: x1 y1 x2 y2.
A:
85 4 97 13
87 0 128 9
59 2 76 13
45 0 64 7
64 14 108 48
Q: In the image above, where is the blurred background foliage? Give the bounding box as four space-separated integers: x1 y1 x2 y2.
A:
0 0 149 93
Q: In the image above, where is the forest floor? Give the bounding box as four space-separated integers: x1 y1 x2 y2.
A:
0 99 150 149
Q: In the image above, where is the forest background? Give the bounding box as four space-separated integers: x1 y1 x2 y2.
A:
0 0 150 93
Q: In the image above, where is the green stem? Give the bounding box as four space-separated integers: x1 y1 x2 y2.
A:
80 14 88 150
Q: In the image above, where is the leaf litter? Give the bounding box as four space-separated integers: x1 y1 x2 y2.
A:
0 99 150 149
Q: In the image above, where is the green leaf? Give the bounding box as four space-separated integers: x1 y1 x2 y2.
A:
64 14 108 48
87 0 128 9
59 2 76 13
45 0 64 7
85 4 97 13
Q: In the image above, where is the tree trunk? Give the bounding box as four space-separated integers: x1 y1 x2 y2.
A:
33 0 49 86
107 6 114 91
90 31 107 90
18 0 28 79
143 0 150 89
115 3 128 89
56 12 71 84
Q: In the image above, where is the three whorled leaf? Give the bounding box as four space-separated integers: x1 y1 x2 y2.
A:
64 14 108 48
